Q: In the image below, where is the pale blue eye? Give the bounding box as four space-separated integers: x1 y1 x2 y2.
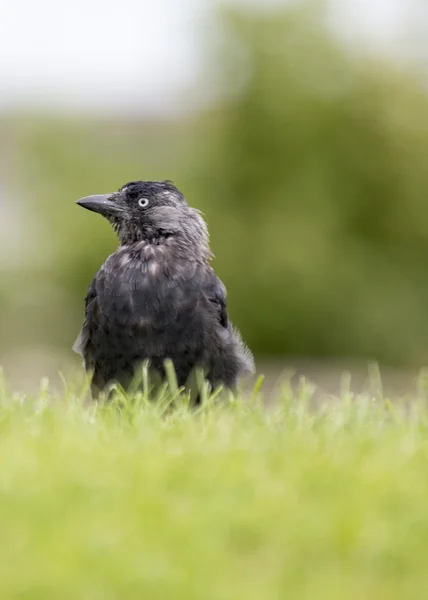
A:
138 198 149 208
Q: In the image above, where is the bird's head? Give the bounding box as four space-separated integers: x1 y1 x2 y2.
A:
76 180 211 258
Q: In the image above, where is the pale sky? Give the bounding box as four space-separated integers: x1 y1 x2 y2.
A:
0 0 423 116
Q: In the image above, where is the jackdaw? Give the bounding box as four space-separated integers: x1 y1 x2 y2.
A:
73 180 254 399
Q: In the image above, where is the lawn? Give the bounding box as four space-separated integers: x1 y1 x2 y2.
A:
1 370 428 599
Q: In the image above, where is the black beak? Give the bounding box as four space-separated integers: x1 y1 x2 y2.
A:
76 194 124 217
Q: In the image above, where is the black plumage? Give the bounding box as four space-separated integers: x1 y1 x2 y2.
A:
73 180 254 398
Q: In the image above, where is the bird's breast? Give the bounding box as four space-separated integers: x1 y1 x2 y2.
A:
97 245 200 328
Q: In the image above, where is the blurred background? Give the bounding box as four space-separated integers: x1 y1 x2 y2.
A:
2 0 428 393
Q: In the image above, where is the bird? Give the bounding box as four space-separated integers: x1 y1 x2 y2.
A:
73 180 254 400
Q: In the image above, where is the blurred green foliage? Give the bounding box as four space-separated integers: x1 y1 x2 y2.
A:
4 2 428 366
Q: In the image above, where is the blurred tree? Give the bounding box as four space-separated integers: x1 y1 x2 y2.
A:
199 3 428 363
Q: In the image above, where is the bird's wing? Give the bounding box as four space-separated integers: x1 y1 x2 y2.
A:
72 278 97 360
201 266 255 379
202 267 229 329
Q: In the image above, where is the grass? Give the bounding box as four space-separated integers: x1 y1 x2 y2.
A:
1 369 428 599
